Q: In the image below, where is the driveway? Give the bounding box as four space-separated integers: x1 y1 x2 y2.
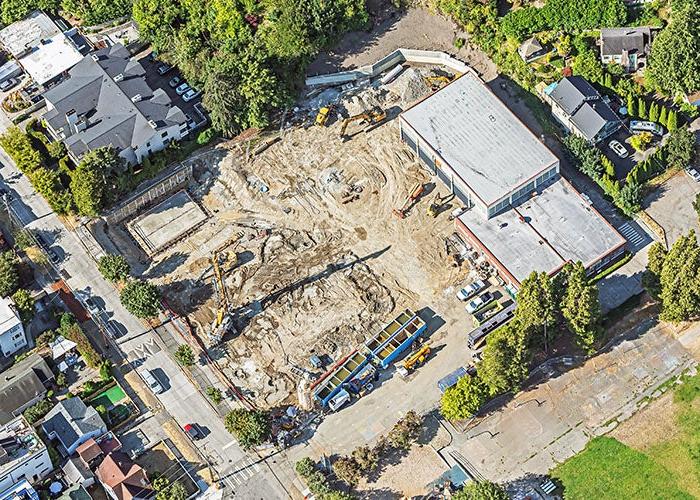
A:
448 319 697 483
644 170 700 245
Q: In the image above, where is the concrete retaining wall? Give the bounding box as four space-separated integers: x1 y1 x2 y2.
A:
305 48 475 88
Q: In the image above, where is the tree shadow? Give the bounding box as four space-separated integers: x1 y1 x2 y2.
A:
504 471 562 499
146 251 188 279
166 278 213 316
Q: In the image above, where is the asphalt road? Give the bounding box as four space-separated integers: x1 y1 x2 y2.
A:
0 112 289 498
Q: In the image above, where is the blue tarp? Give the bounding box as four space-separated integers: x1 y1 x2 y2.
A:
437 366 468 393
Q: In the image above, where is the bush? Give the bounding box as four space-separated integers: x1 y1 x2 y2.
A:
206 386 223 404
333 457 360 486
47 141 66 160
295 457 316 478
224 409 270 449
23 398 53 424
98 254 131 283
58 312 102 368
196 127 218 145
99 360 113 381
174 345 195 367
629 132 652 152
56 373 66 387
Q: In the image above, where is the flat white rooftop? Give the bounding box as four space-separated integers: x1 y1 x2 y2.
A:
400 72 559 206
0 11 82 85
457 177 626 284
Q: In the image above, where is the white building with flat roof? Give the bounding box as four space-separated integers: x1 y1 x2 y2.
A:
399 72 626 286
0 417 52 492
0 10 83 86
0 297 26 357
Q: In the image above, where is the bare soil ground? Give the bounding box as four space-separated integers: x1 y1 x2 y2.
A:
109 67 483 408
610 391 682 451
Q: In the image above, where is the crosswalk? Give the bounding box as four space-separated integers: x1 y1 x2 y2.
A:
126 338 161 365
224 455 262 487
617 222 648 251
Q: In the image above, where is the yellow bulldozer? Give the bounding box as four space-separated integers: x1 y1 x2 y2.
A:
424 75 453 90
339 106 387 141
315 105 334 126
403 344 431 371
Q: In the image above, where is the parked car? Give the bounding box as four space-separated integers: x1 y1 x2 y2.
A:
686 167 700 182
157 63 172 75
83 296 100 317
630 120 664 136
182 88 201 102
456 280 486 301
168 76 181 88
0 78 18 92
465 291 495 314
608 140 628 159
184 423 203 440
140 369 164 394
35 233 49 248
47 248 60 264
175 82 191 95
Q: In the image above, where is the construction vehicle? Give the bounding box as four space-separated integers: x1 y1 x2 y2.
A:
208 239 241 345
403 344 431 371
424 75 453 90
315 105 334 126
393 182 425 218
339 106 387 141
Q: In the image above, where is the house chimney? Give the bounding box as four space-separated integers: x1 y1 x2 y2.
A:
65 109 79 135
113 73 124 82
131 94 142 103
148 120 157 129
91 54 99 62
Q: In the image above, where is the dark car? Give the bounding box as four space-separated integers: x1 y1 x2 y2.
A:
184 423 203 440
157 64 173 75
168 76 181 88
0 78 18 92
35 233 49 248
47 248 59 264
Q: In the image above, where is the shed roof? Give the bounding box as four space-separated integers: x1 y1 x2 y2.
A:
400 72 558 206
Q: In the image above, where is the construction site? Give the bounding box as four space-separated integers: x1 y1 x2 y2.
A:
95 59 487 408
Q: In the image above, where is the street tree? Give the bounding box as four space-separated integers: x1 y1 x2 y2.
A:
616 182 641 216
119 279 161 318
387 410 423 449
224 409 271 449
665 127 696 170
561 261 602 352
0 252 19 297
98 254 131 283
659 230 700 322
174 345 195 367
643 242 668 299
351 445 379 473
333 456 360 486
70 161 106 216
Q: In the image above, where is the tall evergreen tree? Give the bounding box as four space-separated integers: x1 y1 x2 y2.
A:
638 97 647 119
667 109 679 131
561 262 602 352
658 106 668 127
659 230 700 322
648 102 660 123
626 94 637 118
479 320 530 395
643 242 668 299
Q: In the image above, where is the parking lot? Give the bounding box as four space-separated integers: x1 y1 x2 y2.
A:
644 169 700 244
599 126 664 182
135 50 205 129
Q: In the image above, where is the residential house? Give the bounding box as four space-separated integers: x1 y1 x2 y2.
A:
76 433 121 470
544 76 622 143
42 43 190 167
0 417 53 492
0 479 40 500
42 398 107 456
518 37 548 63
599 27 652 72
0 353 54 425
96 452 152 500
0 296 27 357
63 457 95 488
58 484 93 500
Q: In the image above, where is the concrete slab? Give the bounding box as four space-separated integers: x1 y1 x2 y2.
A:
127 190 207 255
644 170 700 244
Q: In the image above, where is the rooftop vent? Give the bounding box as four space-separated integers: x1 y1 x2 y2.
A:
113 73 124 83
148 120 157 129
91 54 99 62
131 94 142 103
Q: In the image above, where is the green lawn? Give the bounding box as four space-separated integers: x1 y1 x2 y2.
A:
552 437 694 499
90 385 127 409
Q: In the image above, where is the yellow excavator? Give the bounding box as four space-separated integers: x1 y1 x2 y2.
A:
315 105 334 126
427 191 454 217
393 183 425 219
403 344 431 371
339 106 387 141
209 239 240 345
424 75 453 90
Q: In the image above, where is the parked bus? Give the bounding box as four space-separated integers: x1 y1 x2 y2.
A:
630 120 664 136
467 302 516 350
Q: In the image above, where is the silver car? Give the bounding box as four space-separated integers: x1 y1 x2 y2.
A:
686 167 700 182
456 280 486 301
175 82 190 95
140 369 164 394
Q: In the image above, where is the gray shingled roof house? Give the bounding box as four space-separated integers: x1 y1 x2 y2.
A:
42 397 107 456
546 76 621 143
600 27 651 72
0 353 54 425
42 43 189 167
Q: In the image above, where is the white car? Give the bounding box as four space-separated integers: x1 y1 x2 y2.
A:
456 280 486 301
686 167 700 182
175 82 190 95
140 369 164 394
609 140 628 159
465 291 495 314
182 88 201 102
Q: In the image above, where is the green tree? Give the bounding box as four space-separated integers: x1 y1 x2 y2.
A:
23 398 53 424
643 242 667 298
665 127 696 169
0 128 42 174
626 94 637 118
387 410 423 449
616 181 641 216
70 161 106 216
479 320 529 395
224 409 270 449
174 345 195 367
630 132 652 152
647 4 700 95
0 252 19 297
516 271 556 344
638 97 647 119
333 457 360 486
11 289 34 323
99 360 113 381
667 109 679 131
453 480 509 500
572 48 604 83
295 457 316 478
658 106 668 126
649 102 660 123
206 386 223 404
351 445 379 473
1 0 59 24
604 72 613 89
562 262 602 352
119 279 161 318
153 476 187 500
440 373 490 420
98 254 131 283
659 230 700 322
